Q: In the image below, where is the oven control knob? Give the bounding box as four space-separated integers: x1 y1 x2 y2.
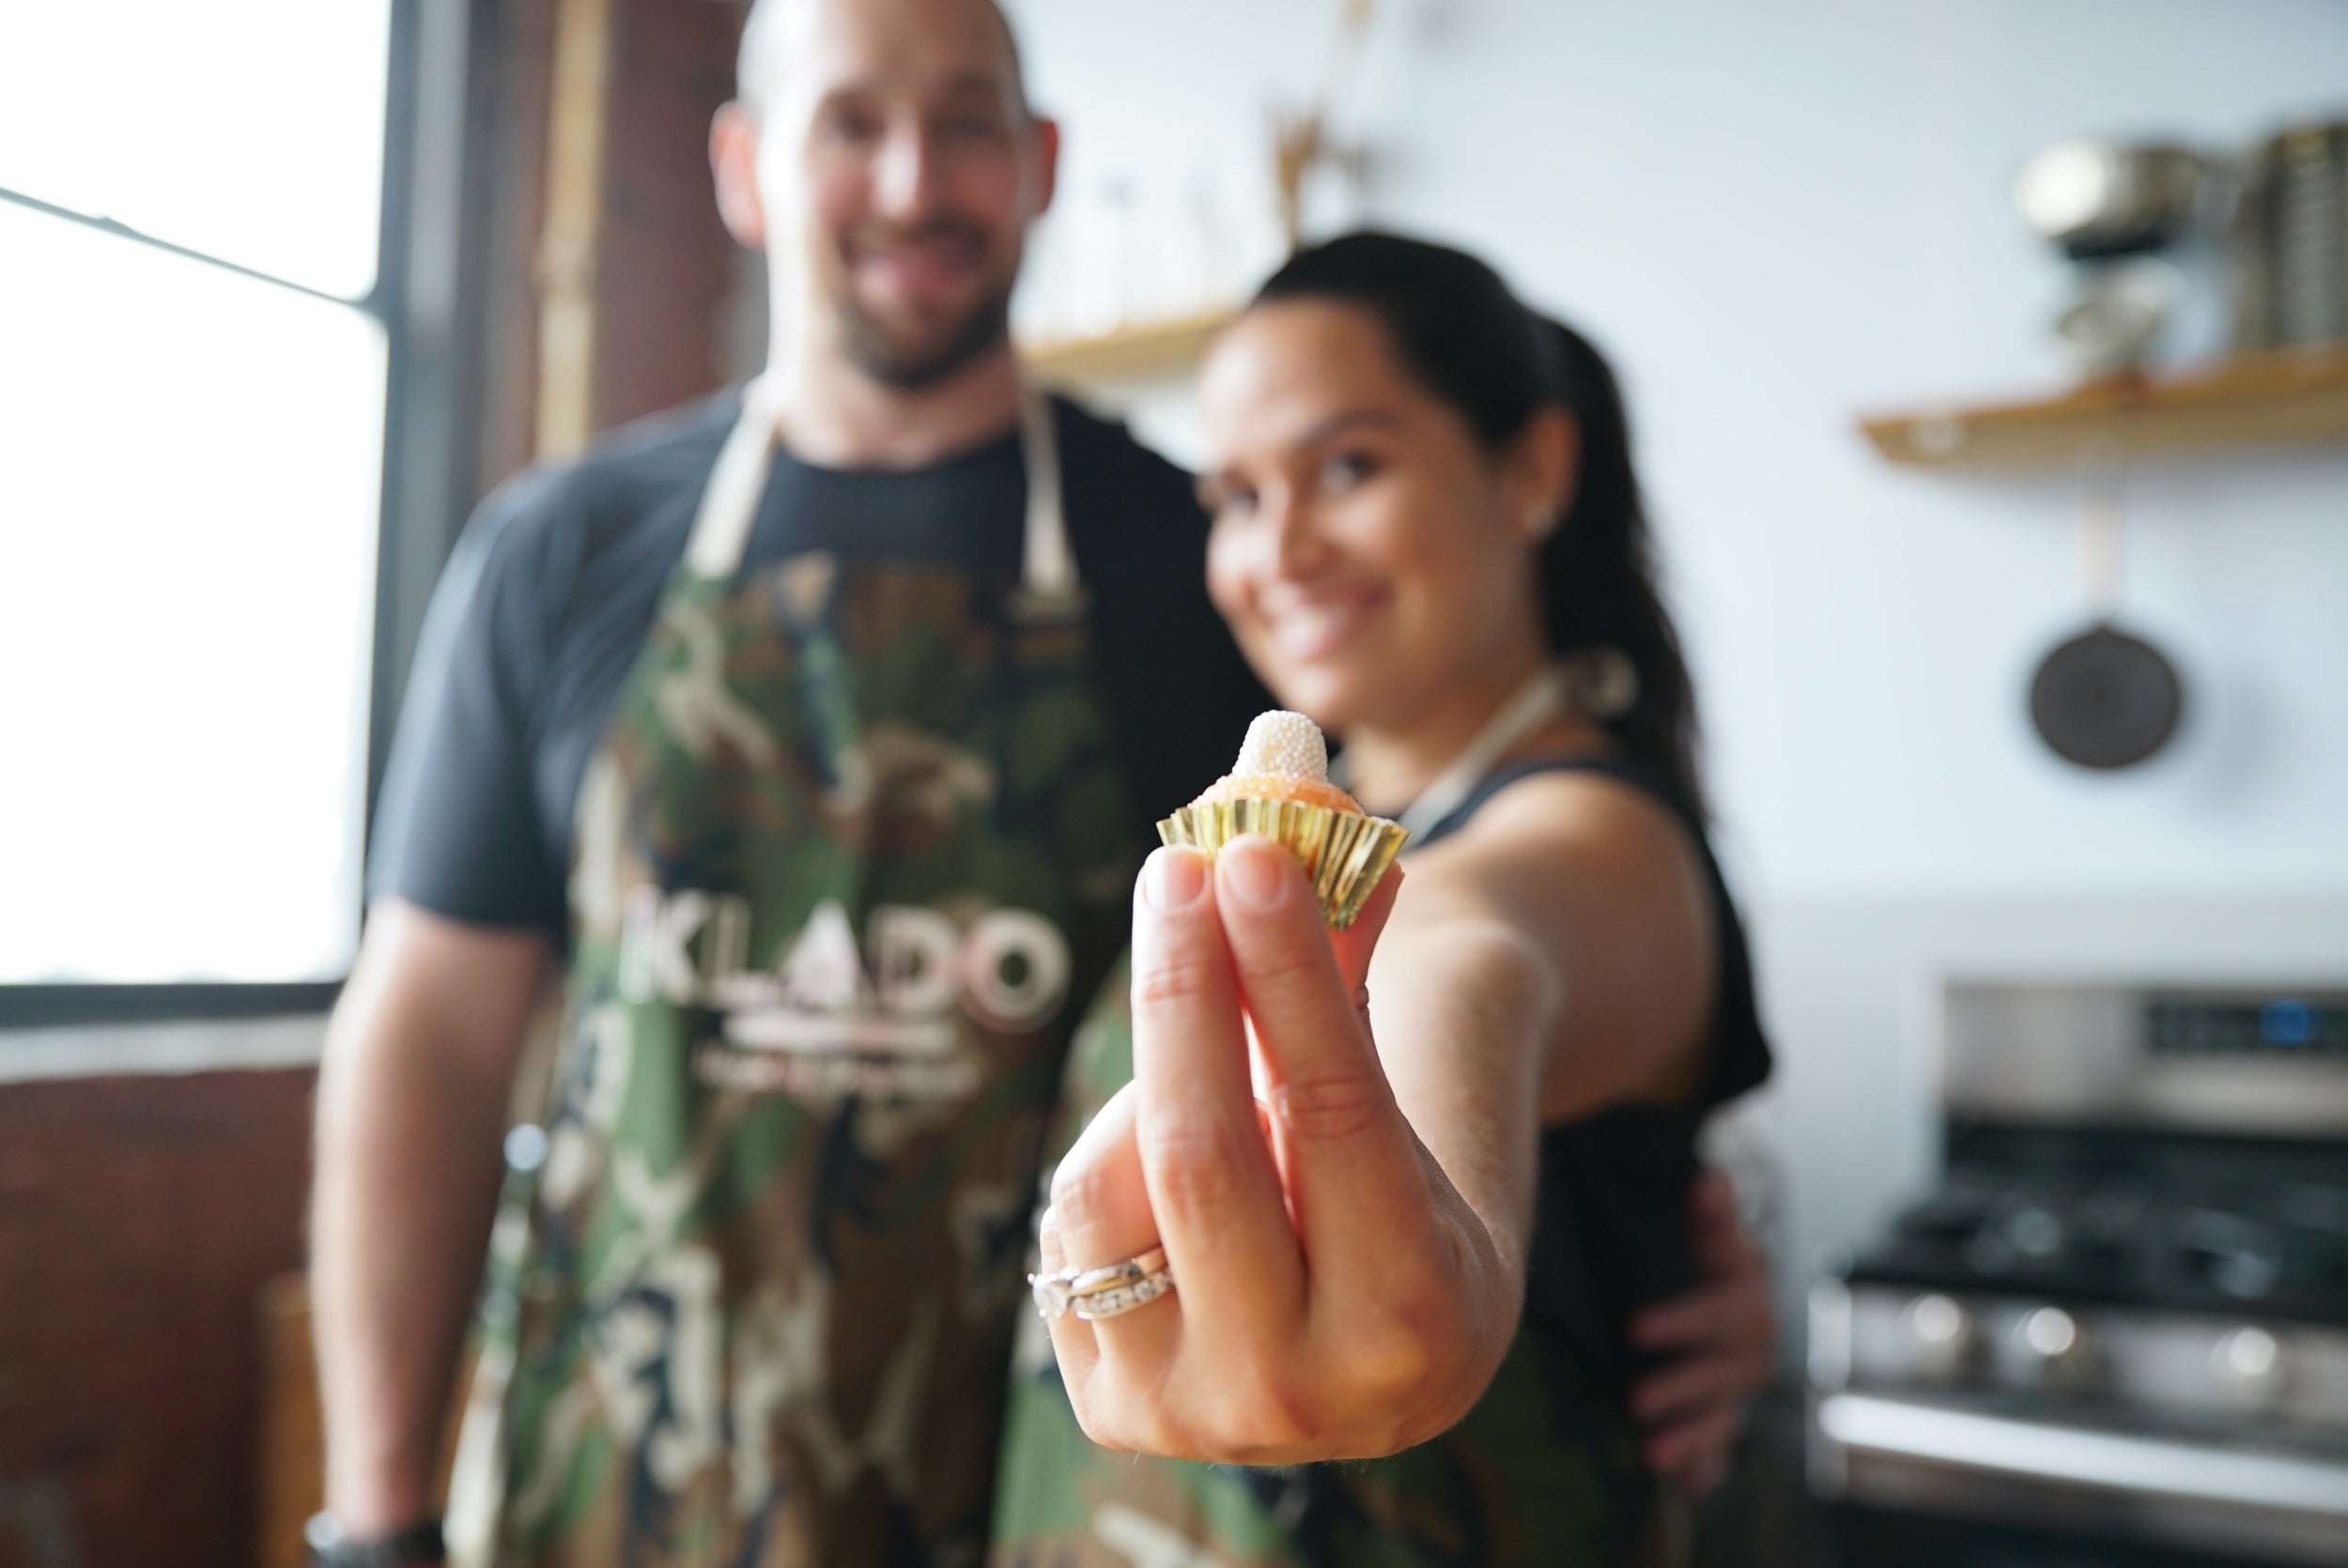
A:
2007 1206 2065 1261
1903 1293 1974 1382
2015 1305 2094 1391
2212 1325 2289 1412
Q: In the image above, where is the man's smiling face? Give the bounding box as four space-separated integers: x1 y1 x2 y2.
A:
734 0 1054 391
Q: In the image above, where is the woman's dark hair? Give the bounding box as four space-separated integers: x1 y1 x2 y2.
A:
1252 230 1705 814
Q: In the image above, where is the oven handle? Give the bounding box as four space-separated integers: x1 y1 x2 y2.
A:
1815 1392 2348 1518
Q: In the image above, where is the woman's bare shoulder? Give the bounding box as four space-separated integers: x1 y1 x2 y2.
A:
1409 766 1718 1114
1420 766 1703 915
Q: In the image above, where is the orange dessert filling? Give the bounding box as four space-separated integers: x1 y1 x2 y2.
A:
1190 772 1363 815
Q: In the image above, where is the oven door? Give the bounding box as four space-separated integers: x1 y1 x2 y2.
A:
1830 1497 2311 1568
1812 1391 2348 1567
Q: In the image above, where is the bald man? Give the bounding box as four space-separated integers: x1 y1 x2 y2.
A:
306 2 1767 1563
312 0 1263 1560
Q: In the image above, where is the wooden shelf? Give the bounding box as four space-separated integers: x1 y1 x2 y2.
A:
1020 306 1238 384
1860 347 2348 469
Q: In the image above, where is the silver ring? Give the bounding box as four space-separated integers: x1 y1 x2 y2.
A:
1066 1245 1167 1299
1030 1245 1177 1321
1073 1267 1176 1320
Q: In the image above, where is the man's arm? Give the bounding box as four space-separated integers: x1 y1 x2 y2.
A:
310 899 551 1532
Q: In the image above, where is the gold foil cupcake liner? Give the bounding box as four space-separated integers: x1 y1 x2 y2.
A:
1155 798 1408 930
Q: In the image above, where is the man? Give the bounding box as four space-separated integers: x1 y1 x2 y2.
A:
308 0 1770 1561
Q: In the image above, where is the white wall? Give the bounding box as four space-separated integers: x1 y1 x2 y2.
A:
1007 0 2348 1314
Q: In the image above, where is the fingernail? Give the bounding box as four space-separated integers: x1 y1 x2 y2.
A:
1222 838 1286 910
1146 848 1207 912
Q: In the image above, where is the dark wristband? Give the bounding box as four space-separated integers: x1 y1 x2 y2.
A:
303 1514 445 1568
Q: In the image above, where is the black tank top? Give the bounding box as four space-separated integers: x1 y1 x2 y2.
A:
1416 754 1772 1406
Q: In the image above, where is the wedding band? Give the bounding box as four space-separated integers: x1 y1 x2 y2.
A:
1065 1246 1167 1299
1073 1268 1176 1320
1030 1244 1176 1321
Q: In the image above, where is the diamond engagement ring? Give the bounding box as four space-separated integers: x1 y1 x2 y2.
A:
1030 1245 1176 1322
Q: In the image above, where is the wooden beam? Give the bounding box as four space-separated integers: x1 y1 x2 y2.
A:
533 0 614 458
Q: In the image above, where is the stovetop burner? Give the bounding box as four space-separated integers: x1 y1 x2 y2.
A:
1849 1122 2348 1325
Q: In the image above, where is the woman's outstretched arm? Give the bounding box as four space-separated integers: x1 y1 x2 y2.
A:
1038 776 1718 1463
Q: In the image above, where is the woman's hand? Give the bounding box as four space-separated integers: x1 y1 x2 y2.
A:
1628 1168 1776 1495
1035 837 1526 1464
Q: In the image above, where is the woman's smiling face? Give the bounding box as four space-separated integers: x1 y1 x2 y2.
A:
1197 300 1562 735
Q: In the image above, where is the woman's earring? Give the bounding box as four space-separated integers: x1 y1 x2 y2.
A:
1568 647 1640 720
1526 504 1559 543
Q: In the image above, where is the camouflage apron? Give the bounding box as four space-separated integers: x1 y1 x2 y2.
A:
989 966 1674 1568
446 383 1139 1567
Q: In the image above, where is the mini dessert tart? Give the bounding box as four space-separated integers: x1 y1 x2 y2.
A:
1156 710 1408 930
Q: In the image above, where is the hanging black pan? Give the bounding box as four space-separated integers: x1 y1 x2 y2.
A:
2030 620 2184 769
2028 488 2185 770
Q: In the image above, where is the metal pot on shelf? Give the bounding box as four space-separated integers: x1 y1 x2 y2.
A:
2232 117 2348 351
2015 141 2210 259
2015 140 2215 380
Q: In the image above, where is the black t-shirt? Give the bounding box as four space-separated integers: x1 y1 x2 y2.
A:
367 390 1270 939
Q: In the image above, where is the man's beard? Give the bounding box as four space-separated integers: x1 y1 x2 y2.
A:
836 272 1016 392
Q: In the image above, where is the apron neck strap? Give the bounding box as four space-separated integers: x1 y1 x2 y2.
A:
1015 383 1073 601
683 375 1074 600
1333 663 1573 840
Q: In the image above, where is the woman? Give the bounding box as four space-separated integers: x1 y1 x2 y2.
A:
992 231 1773 1565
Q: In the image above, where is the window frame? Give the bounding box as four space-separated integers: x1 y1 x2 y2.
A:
0 0 489 1030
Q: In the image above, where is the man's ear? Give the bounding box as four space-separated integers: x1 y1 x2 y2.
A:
711 102 766 250
1027 114 1061 223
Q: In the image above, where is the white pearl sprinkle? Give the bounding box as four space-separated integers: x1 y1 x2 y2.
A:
1231 711 1329 782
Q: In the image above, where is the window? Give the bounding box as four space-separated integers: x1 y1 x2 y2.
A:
0 4 397 994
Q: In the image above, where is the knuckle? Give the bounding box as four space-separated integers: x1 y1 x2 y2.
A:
1049 1156 1116 1238
1122 1396 1200 1462
1234 930 1325 992
1204 1359 1317 1455
1062 1383 1127 1453
1139 1121 1250 1219
1272 1068 1386 1144
1351 1290 1471 1412
1353 1323 1443 1407
1129 946 1227 1016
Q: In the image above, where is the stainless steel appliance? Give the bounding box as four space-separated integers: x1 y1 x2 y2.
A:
1810 982 2348 1566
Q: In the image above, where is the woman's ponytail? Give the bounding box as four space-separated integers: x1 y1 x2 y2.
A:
1531 315 1704 814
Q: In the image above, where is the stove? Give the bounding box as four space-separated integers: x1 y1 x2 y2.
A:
1809 983 2348 1566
